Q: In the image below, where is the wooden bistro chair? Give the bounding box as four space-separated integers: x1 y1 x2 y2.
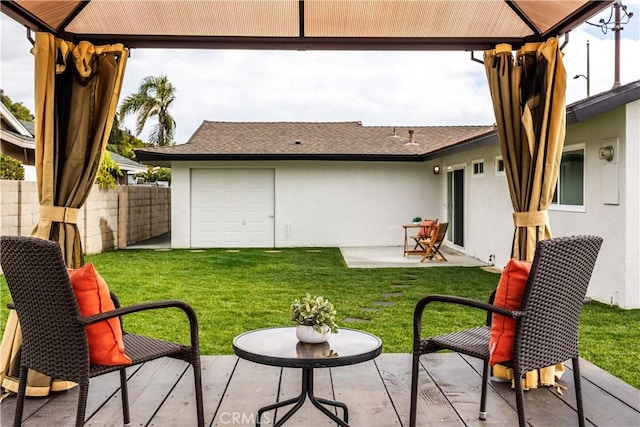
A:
0 236 205 427
409 219 437 253
409 235 603 427
419 222 448 262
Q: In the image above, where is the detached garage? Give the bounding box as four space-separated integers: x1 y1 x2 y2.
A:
190 168 275 247
136 121 495 248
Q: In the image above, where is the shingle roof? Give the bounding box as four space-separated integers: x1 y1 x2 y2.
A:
135 121 496 162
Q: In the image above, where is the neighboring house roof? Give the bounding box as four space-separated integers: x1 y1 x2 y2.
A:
135 122 497 162
1 103 147 173
0 101 35 150
108 151 148 174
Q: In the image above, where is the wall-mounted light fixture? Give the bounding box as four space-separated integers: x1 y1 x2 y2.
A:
599 145 614 162
433 166 440 175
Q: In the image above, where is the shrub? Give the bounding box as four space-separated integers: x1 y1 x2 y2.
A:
96 152 123 189
0 154 25 180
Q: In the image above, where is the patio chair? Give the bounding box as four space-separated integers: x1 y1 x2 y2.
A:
0 236 205 427
409 235 602 427
409 219 438 253
419 222 448 262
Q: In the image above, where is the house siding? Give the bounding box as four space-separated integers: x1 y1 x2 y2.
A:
170 160 439 248
436 100 640 309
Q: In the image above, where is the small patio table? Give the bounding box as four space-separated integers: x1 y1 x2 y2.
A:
403 223 426 256
232 327 382 427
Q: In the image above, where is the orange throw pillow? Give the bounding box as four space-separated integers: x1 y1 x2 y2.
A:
417 220 434 237
488 259 532 366
68 263 132 366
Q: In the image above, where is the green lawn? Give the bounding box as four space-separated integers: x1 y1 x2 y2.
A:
1 247 638 388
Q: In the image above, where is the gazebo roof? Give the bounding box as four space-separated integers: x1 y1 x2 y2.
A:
1 0 612 51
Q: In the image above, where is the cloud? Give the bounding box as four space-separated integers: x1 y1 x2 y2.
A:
2 1 639 144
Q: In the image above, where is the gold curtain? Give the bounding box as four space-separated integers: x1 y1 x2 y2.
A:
1 33 128 398
484 38 567 389
31 32 128 268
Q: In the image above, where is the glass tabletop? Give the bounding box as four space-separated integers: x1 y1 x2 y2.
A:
233 327 382 369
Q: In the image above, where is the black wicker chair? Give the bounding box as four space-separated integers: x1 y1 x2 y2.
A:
0 236 205 427
409 235 602 427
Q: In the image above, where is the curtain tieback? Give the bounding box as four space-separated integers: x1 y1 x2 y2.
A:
39 205 79 224
513 210 548 228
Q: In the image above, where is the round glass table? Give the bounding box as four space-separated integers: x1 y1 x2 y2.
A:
232 327 382 427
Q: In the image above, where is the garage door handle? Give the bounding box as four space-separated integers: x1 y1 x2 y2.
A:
268 215 275 219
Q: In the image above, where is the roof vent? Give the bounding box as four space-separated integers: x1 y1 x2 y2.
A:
406 129 418 145
294 140 301 145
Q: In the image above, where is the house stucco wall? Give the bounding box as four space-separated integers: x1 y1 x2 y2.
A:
171 160 440 248
435 101 640 309
435 146 514 268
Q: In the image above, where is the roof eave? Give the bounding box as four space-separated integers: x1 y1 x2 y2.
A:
566 80 640 124
45 34 538 51
134 151 426 163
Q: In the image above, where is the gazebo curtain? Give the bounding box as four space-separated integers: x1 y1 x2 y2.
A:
31 32 128 268
484 38 567 389
1 33 128 397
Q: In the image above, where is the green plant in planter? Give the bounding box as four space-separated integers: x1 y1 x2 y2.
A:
412 216 422 223
290 293 338 333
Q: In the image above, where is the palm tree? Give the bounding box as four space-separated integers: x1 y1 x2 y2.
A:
118 75 176 147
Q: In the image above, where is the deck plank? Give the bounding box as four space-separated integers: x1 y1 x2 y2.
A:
568 358 640 411
2 354 637 427
373 354 413 427
211 358 281 426
89 357 187 426
407 356 464 426
553 361 640 427
4 366 133 426
152 356 237 427
421 353 516 426
331 360 401 426
272 367 336 426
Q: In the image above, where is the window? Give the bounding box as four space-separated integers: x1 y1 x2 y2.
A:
552 143 585 210
472 159 484 177
495 156 505 176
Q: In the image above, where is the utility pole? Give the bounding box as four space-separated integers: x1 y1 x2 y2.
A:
613 1 621 88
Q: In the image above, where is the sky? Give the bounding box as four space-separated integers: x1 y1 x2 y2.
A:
1 2 639 145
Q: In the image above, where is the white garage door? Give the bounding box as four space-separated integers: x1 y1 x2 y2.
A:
191 169 275 247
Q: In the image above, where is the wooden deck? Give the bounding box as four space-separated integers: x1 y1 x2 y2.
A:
2 353 638 426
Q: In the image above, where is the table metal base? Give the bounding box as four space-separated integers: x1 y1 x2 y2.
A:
257 368 349 427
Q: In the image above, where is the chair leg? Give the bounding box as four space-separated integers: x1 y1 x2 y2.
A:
75 381 89 427
479 359 489 420
13 366 28 426
192 360 205 427
409 352 421 427
572 357 586 427
513 371 526 427
119 368 130 425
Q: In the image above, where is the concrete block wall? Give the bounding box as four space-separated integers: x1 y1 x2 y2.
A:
0 180 39 237
81 187 120 255
0 181 170 254
125 185 171 246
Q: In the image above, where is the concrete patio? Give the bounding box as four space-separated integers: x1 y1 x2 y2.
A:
128 233 491 270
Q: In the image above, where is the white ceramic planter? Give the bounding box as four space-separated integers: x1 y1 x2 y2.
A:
296 324 330 344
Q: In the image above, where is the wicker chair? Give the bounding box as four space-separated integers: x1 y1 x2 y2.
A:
409 235 603 427
0 236 204 427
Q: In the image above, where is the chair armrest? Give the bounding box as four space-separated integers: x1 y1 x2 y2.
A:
413 294 524 344
80 300 199 351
